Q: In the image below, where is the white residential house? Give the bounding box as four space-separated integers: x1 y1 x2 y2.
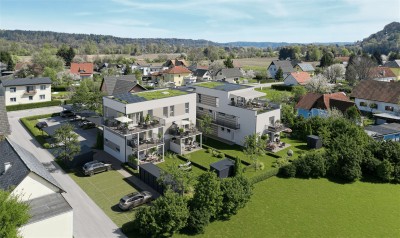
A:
193 82 281 146
212 68 243 83
102 88 202 167
267 60 295 79
284 71 311 86
350 80 400 124
0 77 52 106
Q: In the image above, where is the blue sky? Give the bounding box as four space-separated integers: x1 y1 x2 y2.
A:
0 0 399 43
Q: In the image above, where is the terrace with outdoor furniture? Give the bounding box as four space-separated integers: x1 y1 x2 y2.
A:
169 121 203 155
104 115 164 136
264 122 292 153
230 96 281 114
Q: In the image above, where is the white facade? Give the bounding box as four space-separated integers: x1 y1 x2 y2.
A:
103 90 198 164
194 85 281 146
20 211 73 238
11 173 59 201
4 84 51 106
284 74 300 86
355 98 400 114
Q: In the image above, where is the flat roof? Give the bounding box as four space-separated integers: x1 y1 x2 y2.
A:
365 123 400 136
195 82 251 91
210 158 234 171
139 163 162 178
111 89 190 104
231 90 265 99
374 113 400 120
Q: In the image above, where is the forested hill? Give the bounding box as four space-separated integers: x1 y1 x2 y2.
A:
359 22 400 54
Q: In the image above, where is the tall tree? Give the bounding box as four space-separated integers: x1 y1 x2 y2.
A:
0 190 30 238
124 64 132 75
0 51 15 71
223 57 234 68
199 114 213 141
70 79 104 113
345 55 376 85
219 176 252 219
31 49 65 74
243 133 265 171
320 51 334 68
159 158 195 195
275 67 284 81
54 123 80 161
323 64 345 83
306 74 331 93
56 45 75 66
371 51 383 65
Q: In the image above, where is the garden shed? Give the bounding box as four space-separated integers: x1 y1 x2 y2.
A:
138 163 165 194
307 135 322 149
210 159 235 178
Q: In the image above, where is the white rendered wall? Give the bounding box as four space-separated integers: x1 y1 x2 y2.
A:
19 211 73 238
11 173 59 201
5 84 51 106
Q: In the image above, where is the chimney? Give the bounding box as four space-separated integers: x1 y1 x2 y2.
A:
4 162 11 174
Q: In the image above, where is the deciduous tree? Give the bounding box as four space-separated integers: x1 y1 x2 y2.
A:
56 45 75 66
306 74 331 93
54 123 80 161
243 133 265 171
0 190 30 238
275 67 284 81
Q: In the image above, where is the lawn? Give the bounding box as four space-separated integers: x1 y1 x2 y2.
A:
176 177 400 238
186 149 221 169
157 153 205 177
256 87 293 101
137 89 188 100
69 170 138 227
51 91 71 100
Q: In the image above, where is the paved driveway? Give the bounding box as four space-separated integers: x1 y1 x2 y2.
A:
7 106 126 238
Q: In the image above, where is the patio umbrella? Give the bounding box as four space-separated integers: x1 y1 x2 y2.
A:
181 120 190 126
114 116 133 123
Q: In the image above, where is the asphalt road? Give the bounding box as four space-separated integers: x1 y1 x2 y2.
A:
7 106 126 238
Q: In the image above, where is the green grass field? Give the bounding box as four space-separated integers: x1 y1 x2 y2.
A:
176 177 400 238
157 153 205 177
256 87 293 101
69 170 138 227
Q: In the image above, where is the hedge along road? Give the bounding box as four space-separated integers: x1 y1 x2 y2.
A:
7 106 126 238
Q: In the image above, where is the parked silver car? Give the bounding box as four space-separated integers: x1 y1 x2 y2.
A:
82 160 112 176
118 191 153 210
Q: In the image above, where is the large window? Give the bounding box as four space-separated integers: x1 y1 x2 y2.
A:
197 94 202 103
10 97 16 102
385 106 394 112
40 85 46 90
163 107 168 117
40 95 45 100
185 103 189 113
29 96 33 101
359 101 367 107
170 105 175 117
26 86 34 92
10 87 16 93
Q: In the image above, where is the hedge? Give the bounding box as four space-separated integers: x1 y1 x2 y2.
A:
20 113 60 147
6 100 62 111
249 167 279 185
52 86 69 92
202 144 251 166
271 84 293 91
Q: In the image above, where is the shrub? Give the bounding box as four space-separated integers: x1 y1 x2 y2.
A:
393 163 400 183
206 148 212 153
186 207 211 234
43 143 51 149
271 84 293 91
52 85 69 92
280 164 297 178
219 176 253 219
377 160 394 182
249 168 279 185
217 153 225 158
273 157 290 168
294 150 326 178
6 100 62 111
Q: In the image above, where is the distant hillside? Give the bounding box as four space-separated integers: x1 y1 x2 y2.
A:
222 41 352 48
359 22 400 54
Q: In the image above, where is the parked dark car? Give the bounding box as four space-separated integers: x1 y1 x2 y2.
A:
118 191 153 210
80 121 96 129
60 110 76 118
35 121 48 129
82 160 112 176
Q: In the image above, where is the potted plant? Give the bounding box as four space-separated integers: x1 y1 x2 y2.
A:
122 122 129 133
145 114 152 125
179 127 185 135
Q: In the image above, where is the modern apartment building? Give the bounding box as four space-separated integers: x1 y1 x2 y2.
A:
192 82 281 146
102 88 202 167
0 77 52 106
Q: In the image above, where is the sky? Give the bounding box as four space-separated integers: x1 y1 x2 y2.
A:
0 0 399 43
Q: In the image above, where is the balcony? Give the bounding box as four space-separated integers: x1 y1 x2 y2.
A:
24 90 37 95
230 98 280 114
214 118 240 129
104 115 164 135
128 137 164 151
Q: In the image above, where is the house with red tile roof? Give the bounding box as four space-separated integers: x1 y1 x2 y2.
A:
163 66 192 86
284 71 311 86
295 92 354 118
70 63 94 79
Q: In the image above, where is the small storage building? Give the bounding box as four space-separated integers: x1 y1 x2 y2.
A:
138 163 164 194
210 159 235 178
307 135 322 149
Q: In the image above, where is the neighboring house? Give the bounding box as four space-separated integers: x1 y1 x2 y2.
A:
193 68 212 82
188 63 208 72
102 88 202 165
267 60 295 79
383 60 400 80
294 63 315 76
284 71 311 86
212 68 243 83
335 56 350 67
370 67 396 82
350 80 400 124
295 92 354 118
70 62 94 79
193 82 281 146
163 59 188 68
163 66 192 86
0 87 73 238
365 123 400 141
0 77 51 106
100 75 147 96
